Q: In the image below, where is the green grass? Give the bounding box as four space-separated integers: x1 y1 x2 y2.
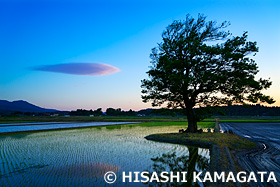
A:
0 116 189 123
184 133 256 150
203 118 280 123
146 132 256 150
129 121 215 128
1 115 280 124
219 119 280 123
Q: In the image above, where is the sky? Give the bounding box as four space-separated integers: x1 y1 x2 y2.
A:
0 0 280 111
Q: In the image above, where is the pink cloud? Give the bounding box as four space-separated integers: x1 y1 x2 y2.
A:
33 63 120 76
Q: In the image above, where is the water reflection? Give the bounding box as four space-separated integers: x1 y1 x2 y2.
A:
0 123 210 186
0 122 135 134
148 146 209 187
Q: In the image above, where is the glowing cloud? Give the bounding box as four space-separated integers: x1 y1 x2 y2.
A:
33 63 120 76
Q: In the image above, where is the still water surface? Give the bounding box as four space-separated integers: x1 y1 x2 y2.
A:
0 122 135 133
0 123 210 186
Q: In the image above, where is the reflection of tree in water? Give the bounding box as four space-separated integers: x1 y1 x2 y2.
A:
148 146 209 187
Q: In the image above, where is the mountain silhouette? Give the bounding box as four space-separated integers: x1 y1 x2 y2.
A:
0 100 58 114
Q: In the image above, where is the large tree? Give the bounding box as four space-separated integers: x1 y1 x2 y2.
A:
141 14 275 133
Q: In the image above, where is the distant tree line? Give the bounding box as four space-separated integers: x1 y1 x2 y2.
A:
138 105 280 117
69 108 137 116
69 108 103 116
105 108 137 116
4 104 280 117
215 104 280 116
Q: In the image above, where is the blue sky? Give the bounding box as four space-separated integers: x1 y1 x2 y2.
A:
0 0 280 111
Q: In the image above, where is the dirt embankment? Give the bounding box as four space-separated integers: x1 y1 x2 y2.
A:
145 133 257 187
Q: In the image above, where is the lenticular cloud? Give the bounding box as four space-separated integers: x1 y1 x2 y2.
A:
33 63 120 76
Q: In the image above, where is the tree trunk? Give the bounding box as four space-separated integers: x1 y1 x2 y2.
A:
186 107 197 133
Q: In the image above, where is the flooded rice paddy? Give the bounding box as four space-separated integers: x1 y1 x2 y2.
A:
0 122 135 133
0 122 210 186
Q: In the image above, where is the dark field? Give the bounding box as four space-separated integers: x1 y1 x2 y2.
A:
1 115 280 124
220 122 280 186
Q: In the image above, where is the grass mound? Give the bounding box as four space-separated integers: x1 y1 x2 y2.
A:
145 132 256 150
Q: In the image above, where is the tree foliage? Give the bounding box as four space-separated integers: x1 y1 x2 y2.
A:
105 108 137 116
141 14 275 132
69 108 103 116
